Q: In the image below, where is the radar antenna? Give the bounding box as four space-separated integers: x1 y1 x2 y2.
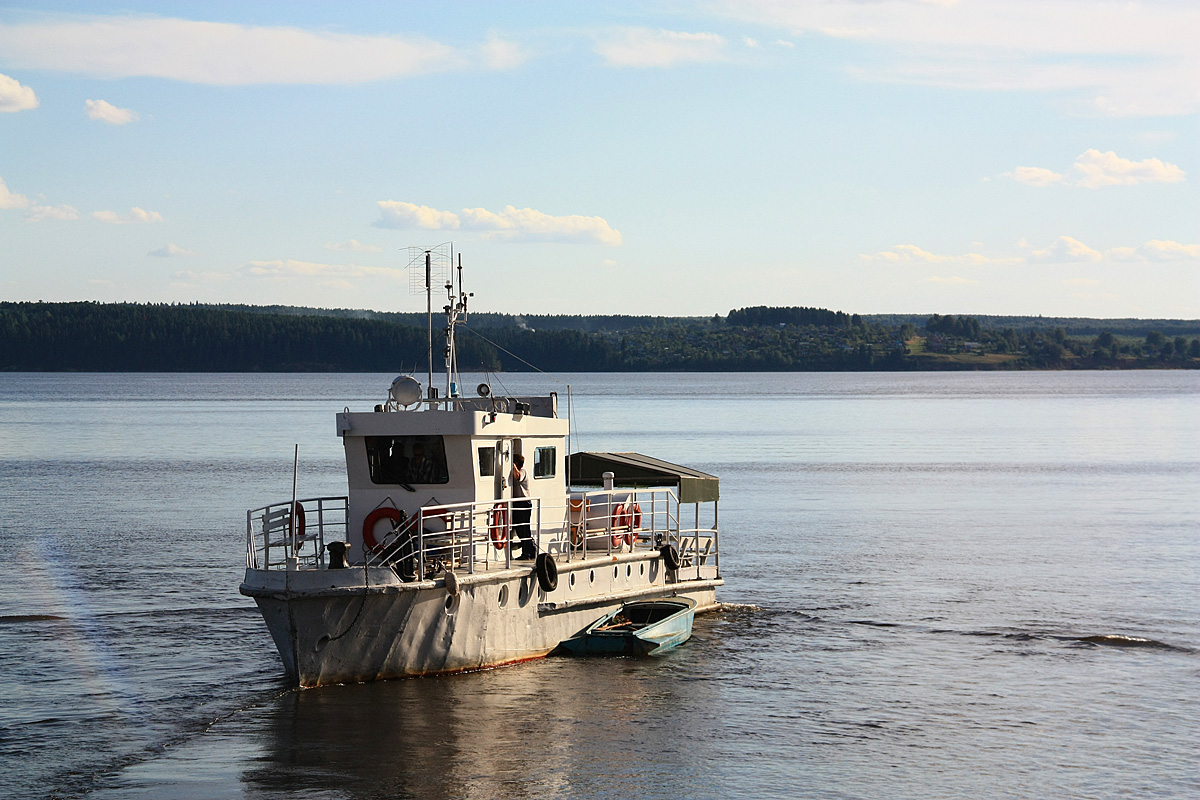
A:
405 244 452 405
405 244 470 408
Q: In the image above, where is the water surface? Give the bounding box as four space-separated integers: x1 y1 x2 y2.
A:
0 371 1196 799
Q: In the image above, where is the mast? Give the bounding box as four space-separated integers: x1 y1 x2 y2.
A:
425 251 433 402
443 252 470 407
406 243 458 409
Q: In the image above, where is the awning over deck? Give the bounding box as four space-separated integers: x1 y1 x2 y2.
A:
567 451 719 504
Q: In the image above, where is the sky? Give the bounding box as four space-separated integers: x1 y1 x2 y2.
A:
0 1 1197 319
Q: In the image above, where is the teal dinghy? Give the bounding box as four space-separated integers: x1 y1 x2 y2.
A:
558 597 697 656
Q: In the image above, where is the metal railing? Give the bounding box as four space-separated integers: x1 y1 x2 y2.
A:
246 496 348 569
245 490 719 582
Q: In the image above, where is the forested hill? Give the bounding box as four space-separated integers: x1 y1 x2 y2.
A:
207 303 1200 338
2 301 1197 372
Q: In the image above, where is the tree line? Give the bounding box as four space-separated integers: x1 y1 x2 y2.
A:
1 301 1196 372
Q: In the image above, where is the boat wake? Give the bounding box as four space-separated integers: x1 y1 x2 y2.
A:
941 625 1192 653
1065 633 1189 651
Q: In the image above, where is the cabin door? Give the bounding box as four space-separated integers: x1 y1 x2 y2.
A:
494 438 511 501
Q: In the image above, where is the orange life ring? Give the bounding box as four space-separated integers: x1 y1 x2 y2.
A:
489 503 509 550
630 502 641 530
362 506 404 552
568 497 587 547
568 497 585 522
289 501 306 541
611 504 632 547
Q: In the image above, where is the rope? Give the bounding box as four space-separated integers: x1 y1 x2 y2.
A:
460 324 558 378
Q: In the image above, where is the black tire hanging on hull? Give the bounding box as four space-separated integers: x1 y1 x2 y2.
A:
535 552 558 592
660 544 681 571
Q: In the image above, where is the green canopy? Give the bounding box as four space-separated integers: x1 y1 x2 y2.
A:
567 451 719 504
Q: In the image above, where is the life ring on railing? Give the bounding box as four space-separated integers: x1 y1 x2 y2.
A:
611 504 633 547
568 498 587 548
489 503 509 550
289 501 306 541
609 503 638 546
568 497 586 523
362 506 404 552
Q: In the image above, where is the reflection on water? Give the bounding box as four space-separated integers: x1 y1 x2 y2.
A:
239 646 722 800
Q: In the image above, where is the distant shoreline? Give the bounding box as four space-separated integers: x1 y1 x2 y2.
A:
3 302 1197 373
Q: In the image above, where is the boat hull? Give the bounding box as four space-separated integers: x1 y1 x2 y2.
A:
241 553 720 687
556 598 696 657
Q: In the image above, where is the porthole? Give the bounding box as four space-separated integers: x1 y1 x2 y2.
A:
613 566 619 579
639 563 646 576
569 573 576 590
498 584 509 608
626 565 632 578
589 569 595 585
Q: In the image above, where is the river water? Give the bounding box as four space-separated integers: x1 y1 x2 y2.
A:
1 371 1196 799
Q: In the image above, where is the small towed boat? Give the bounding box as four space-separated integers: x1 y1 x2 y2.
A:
557 597 697 657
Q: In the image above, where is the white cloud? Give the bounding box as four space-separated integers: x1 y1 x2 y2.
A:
241 259 406 279
93 207 163 224
85 98 138 124
1007 166 1066 187
479 34 528 70
1030 236 1103 263
743 36 760 48
773 39 795 48
861 244 1016 265
148 243 197 257
595 28 727 68
1061 277 1101 286
325 239 384 253
374 201 462 230
464 205 623 244
1107 240 1200 262
0 72 37 112
375 201 622 245
0 17 460 85
0 176 29 209
1072 149 1186 188
720 0 1200 116
26 204 79 222
1007 150 1185 189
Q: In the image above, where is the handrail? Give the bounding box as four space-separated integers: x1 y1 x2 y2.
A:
245 488 719 580
246 495 348 569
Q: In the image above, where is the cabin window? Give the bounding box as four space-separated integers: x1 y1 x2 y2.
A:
365 435 449 485
533 446 556 479
478 447 495 477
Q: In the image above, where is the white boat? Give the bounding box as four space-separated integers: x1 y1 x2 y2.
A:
239 253 723 687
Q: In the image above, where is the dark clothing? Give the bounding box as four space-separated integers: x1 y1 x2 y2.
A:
513 499 534 558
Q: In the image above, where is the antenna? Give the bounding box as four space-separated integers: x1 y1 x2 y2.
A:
443 251 472 406
405 244 452 406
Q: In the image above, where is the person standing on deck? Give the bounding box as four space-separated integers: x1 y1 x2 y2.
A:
511 454 535 560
